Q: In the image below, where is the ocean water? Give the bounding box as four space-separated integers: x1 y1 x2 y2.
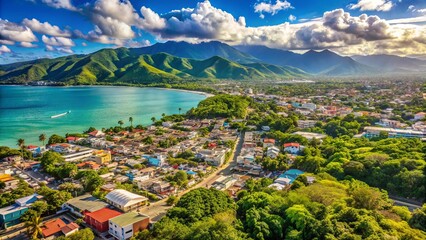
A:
0 85 206 147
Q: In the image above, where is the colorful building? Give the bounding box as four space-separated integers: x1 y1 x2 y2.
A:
62 194 109 218
0 194 43 229
92 150 112 165
105 189 148 212
108 212 150 240
84 207 122 233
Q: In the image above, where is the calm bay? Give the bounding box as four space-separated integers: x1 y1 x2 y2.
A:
0 85 206 147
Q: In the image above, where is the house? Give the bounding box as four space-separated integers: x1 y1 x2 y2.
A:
262 138 276 148
414 112 426 121
91 150 111 165
278 169 305 184
85 207 122 233
266 146 280 159
0 174 19 192
211 176 237 190
0 193 42 229
76 161 100 170
297 120 317 129
62 194 109 218
88 130 105 138
283 143 301 154
143 154 166 167
66 136 81 143
41 218 78 238
108 212 150 240
105 189 148 212
261 126 271 131
151 181 176 195
363 126 425 138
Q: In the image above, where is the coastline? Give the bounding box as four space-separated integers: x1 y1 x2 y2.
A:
0 83 215 98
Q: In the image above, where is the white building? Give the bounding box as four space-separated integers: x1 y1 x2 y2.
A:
108 212 150 240
105 189 148 212
266 146 280 159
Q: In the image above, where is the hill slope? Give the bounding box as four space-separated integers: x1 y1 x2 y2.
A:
352 54 426 72
236 45 373 75
0 48 306 84
132 41 259 64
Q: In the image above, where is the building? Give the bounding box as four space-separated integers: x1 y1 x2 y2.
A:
278 169 305 184
63 148 94 162
283 143 301 154
108 212 150 240
266 146 280 159
262 138 276 148
85 207 122 233
62 194 109 218
414 112 426 121
363 126 426 138
41 218 78 238
91 150 112 164
293 131 327 140
211 176 237 190
0 194 42 229
0 174 19 192
297 120 317 129
105 189 148 212
150 181 176 195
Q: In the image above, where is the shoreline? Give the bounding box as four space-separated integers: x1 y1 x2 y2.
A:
0 83 215 97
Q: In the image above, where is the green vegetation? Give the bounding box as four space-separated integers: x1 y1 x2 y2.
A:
0 180 34 207
57 228 95 240
138 176 426 240
40 151 77 179
0 49 305 84
188 94 251 119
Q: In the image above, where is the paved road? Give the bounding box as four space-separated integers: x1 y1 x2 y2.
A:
389 196 423 212
143 132 244 221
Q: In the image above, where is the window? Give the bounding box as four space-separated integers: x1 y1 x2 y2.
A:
125 229 132 234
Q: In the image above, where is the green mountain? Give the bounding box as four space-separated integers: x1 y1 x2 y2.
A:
131 41 259 64
0 48 306 84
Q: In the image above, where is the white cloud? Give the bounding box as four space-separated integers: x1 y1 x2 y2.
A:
254 0 293 17
45 44 73 54
288 14 296 22
22 18 71 37
349 0 393 12
0 19 38 44
20 42 38 48
42 35 75 47
81 42 87 46
42 0 78 11
0 45 11 54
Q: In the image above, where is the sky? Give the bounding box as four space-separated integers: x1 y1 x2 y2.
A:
1 0 426 63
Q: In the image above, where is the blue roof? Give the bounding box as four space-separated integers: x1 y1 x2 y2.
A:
278 169 304 184
186 170 197 175
148 157 161 166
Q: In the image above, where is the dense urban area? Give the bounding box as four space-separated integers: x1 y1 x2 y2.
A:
0 79 425 240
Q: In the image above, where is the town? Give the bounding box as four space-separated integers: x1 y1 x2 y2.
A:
0 80 425 240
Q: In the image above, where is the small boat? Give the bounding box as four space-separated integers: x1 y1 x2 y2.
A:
51 110 71 119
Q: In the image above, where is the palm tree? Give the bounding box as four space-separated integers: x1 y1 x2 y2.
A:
38 134 46 147
118 120 124 128
17 138 25 160
179 107 182 114
129 117 133 127
25 214 42 240
161 113 166 118
151 117 156 123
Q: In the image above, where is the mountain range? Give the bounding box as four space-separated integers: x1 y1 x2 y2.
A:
1 41 425 84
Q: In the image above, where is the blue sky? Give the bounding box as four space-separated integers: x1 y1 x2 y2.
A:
1 0 426 63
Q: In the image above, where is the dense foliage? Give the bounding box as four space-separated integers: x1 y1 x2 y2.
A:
188 94 251 119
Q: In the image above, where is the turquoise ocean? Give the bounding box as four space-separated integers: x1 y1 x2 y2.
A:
0 85 206 147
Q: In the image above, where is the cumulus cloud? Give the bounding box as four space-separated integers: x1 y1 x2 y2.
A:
323 9 392 41
254 0 293 17
42 35 75 47
0 45 11 54
22 18 71 37
0 19 38 44
20 42 38 48
42 0 78 11
45 44 73 54
349 0 393 12
288 14 296 22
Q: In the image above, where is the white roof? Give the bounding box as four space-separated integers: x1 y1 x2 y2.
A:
105 189 147 208
275 177 292 185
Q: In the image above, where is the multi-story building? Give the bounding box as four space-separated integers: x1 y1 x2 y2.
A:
108 212 150 240
105 189 148 212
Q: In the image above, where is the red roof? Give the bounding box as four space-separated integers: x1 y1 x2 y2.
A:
61 222 79 235
66 136 80 141
85 207 121 223
41 218 66 237
283 143 300 148
27 145 38 149
263 138 276 144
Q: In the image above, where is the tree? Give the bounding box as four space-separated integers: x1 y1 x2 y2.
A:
174 170 188 187
118 120 124 128
57 228 95 240
38 133 46 147
17 138 25 159
167 195 178 206
179 107 182 114
48 134 66 144
409 204 426 231
151 117 156 123
25 213 42 240
129 117 133 127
